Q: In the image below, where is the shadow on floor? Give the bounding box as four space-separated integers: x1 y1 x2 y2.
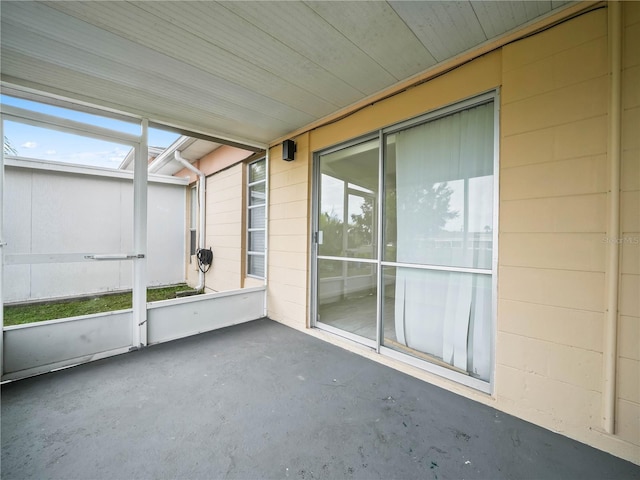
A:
2 318 639 479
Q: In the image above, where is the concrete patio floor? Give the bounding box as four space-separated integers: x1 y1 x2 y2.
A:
2 318 639 480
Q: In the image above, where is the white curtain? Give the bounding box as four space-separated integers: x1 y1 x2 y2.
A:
393 102 493 380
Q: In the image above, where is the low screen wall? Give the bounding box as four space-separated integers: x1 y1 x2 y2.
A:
2 310 133 380
147 287 265 344
2 287 266 382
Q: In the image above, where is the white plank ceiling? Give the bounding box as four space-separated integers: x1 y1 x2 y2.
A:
1 1 573 147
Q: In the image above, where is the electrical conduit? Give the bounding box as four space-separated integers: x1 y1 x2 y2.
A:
175 151 206 292
603 0 622 435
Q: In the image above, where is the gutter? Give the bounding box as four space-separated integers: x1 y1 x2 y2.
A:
148 136 195 174
174 151 206 292
603 0 622 435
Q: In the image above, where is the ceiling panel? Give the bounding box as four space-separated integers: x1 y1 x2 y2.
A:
220 1 397 95
181 140 223 163
0 22 306 131
0 0 575 146
3 2 320 123
47 1 359 111
470 1 553 39
305 1 437 81
552 1 573 9
133 1 362 108
389 1 488 61
1 52 285 143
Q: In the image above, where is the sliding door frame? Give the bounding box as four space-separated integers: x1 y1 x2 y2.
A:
311 90 500 393
311 133 380 348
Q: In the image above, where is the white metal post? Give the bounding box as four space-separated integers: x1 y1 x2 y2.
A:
0 116 5 377
133 119 148 347
376 131 384 354
263 149 269 317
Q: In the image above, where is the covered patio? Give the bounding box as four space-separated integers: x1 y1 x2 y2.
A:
2 318 638 479
2 0 640 470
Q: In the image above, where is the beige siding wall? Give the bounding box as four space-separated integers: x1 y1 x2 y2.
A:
183 146 259 292
618 1 640 447
266 6 639 463
203 164 244 292
186 151 270 292
497 8 608 440
267 133 311 327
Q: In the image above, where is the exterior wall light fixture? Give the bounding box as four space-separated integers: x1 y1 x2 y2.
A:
282 139 296 161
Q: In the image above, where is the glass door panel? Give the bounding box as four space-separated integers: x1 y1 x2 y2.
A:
317 259 377 341
381 266 492 381
316 139 379 341
383 102 494 270
381 100 495 382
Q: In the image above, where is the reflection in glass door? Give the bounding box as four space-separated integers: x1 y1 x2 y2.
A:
315 139 379 343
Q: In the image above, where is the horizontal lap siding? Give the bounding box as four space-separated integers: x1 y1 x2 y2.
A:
498 9 609 441
267 134 311 328
204 164 243 292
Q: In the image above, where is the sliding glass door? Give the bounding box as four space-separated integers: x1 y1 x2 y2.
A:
313 93 497 390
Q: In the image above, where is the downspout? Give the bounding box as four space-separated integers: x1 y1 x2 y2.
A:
263 148 270 317
603 0 622 435
175 151 206 292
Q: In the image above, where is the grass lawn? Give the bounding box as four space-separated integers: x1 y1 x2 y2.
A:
4 284 196 326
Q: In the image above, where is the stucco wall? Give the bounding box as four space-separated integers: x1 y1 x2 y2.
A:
175 145 254 183
266 6 639 463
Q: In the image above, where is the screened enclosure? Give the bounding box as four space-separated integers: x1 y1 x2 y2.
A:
1 91 266 381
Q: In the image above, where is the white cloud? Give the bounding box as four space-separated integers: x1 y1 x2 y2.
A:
65 147 130 168
21 141 38 149
45 149 57 155
107 148 129 164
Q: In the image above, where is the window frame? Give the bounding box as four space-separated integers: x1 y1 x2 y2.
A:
246 158 266 279
189 185 197 257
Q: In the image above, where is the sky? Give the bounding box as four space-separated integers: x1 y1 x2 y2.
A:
2 95 180 169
